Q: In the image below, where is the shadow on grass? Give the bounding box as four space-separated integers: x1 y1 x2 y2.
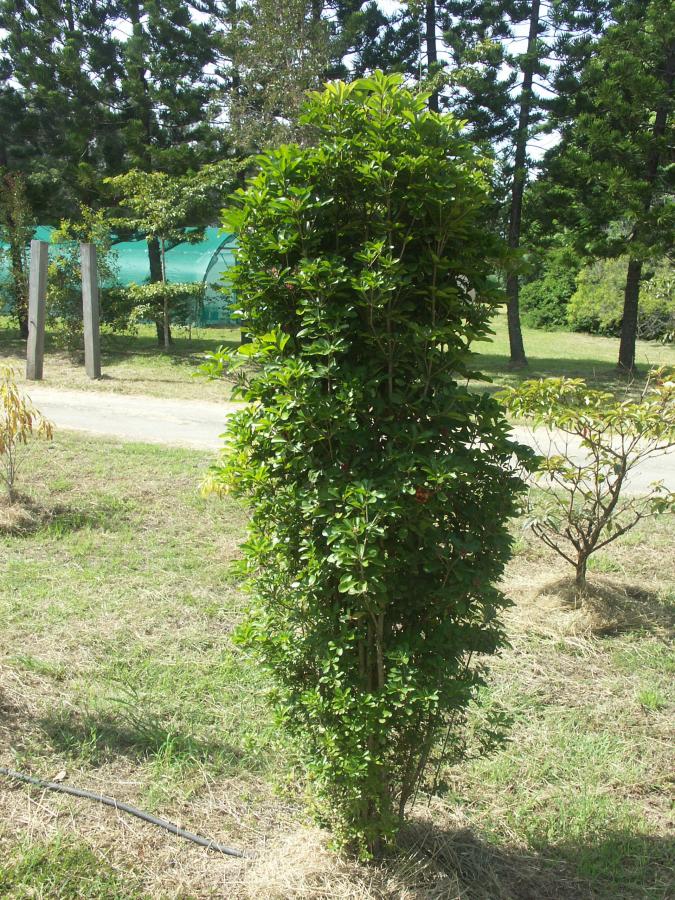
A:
476 353 619 375
0 494 131 537
397 817 674 900
0 684 21 734
0 835 141 899
5 699 672 897
0 320 240 367
536 575 675 637
3 825 672 900
38 706 242 772
472 351 662 395
97 340 239 369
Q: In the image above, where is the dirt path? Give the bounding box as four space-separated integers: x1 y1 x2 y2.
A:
25 386 674 492
510 425 674 494
26 386 238 451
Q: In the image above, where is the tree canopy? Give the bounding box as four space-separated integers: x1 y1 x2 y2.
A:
538 0 674 370
1 0 671 363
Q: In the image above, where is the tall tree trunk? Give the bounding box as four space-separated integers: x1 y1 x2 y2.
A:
506 0 541 368
148 236 162 283
617 258 642 373
147 237 170 345
425 0 439 113
160 238 170 351
128 0 153 166
617 46 673 373
64 0 75 33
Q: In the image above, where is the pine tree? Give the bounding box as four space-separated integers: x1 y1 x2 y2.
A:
0 0 118 219
111 1 224 174
442 1 612 367
214 0 331 152
355 3 418 80
214 0 399 152
543 0 674 373
368 2 449 111
0 64 28 172
0 1 229 342
105 1 226 340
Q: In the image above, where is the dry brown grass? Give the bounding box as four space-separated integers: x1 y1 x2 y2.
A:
505 570 674 639
0 774 590 900
0 493 86 536
1 433 673 899
0 773 609 900
0 497 38 534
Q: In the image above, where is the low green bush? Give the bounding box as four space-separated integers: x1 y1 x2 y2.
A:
520 265 578 329
568 257 673 341
121 280 205 331
519 245 581 330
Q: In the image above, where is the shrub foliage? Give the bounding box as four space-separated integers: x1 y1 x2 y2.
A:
121 281 205 331
47 207 125 348
568 257 674 342
501 372 675 595
520 246 581 330
1 365 53 502
208 73 528 855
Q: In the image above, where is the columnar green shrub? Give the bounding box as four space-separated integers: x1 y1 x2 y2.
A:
207 72 528 856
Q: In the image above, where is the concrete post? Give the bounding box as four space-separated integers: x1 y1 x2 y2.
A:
80 242 101 379
26 240 48 380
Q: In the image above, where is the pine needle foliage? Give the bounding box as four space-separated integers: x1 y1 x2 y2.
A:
207 72 529 856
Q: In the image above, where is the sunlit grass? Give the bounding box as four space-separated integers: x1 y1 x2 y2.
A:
3 309 674 403
0 316 239 400
474 310 675 393
1 432 672 897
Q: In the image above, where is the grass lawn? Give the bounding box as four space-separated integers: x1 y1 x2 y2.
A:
473 311 675 394
2 311 674 404
1 433 673 898
0 318 240 401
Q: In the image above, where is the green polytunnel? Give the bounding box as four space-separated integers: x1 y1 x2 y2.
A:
1 226 239 326
0 226 54 316
0 228 52 316
111 228 239 325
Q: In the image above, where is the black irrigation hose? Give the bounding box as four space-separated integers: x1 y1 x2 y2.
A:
0 766 249 859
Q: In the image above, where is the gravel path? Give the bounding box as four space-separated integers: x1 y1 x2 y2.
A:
26 386 238 451
25 386 674 492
